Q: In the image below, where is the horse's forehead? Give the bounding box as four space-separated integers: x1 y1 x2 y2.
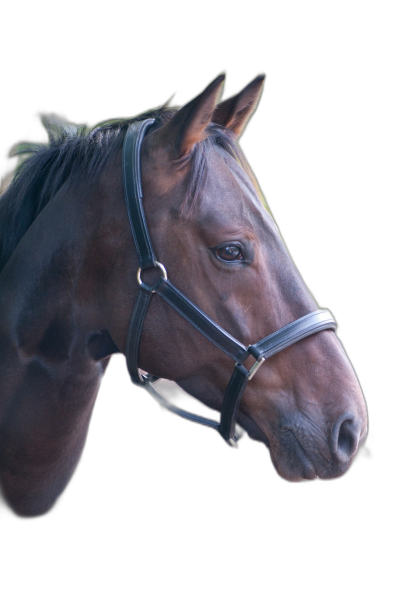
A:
205 148 253 198
199 146 266 225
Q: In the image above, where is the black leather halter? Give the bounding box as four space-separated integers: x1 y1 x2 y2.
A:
123 119 337 446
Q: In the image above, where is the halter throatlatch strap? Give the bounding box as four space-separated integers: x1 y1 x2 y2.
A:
123 120 337 446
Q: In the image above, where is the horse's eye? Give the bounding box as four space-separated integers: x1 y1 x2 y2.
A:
216 245 243 262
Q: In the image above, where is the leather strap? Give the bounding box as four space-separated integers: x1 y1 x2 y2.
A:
154 278 249 364
126 287 153 384
248 309 336 360
122 119 157 270
218 364 250 445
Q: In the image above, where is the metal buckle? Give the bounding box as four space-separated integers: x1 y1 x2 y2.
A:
137 262 168 291
248 356 265 381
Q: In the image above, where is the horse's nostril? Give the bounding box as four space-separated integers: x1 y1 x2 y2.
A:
332 414 361 463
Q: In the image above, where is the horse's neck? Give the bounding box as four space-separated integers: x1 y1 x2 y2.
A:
0 186 107 356
0 181 124 514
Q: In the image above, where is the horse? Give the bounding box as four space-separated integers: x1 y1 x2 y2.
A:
0 75 368 517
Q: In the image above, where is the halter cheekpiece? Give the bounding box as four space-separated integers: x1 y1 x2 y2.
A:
123 119 337 446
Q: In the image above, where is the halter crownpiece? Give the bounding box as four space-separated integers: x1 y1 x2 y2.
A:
123 119 337 446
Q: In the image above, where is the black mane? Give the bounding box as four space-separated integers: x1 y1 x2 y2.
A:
0 108 248 273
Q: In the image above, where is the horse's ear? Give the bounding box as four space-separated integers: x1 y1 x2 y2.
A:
154 75 225 159
212 75 265 137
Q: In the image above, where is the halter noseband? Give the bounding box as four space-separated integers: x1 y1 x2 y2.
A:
123 119 336 446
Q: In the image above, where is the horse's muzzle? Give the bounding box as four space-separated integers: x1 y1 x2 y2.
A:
267 410 367 482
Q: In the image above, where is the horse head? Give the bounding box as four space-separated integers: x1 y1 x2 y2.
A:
105 75 368 481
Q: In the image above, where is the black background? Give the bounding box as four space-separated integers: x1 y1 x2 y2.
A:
0 25 386 547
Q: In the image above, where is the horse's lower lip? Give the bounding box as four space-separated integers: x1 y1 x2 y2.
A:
272 450 317 481
300 456 317 479
274 431 318 480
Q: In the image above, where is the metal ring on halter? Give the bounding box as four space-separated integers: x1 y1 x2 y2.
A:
137 262 168 290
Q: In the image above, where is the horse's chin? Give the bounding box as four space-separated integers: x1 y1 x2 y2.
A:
270 444 368 482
